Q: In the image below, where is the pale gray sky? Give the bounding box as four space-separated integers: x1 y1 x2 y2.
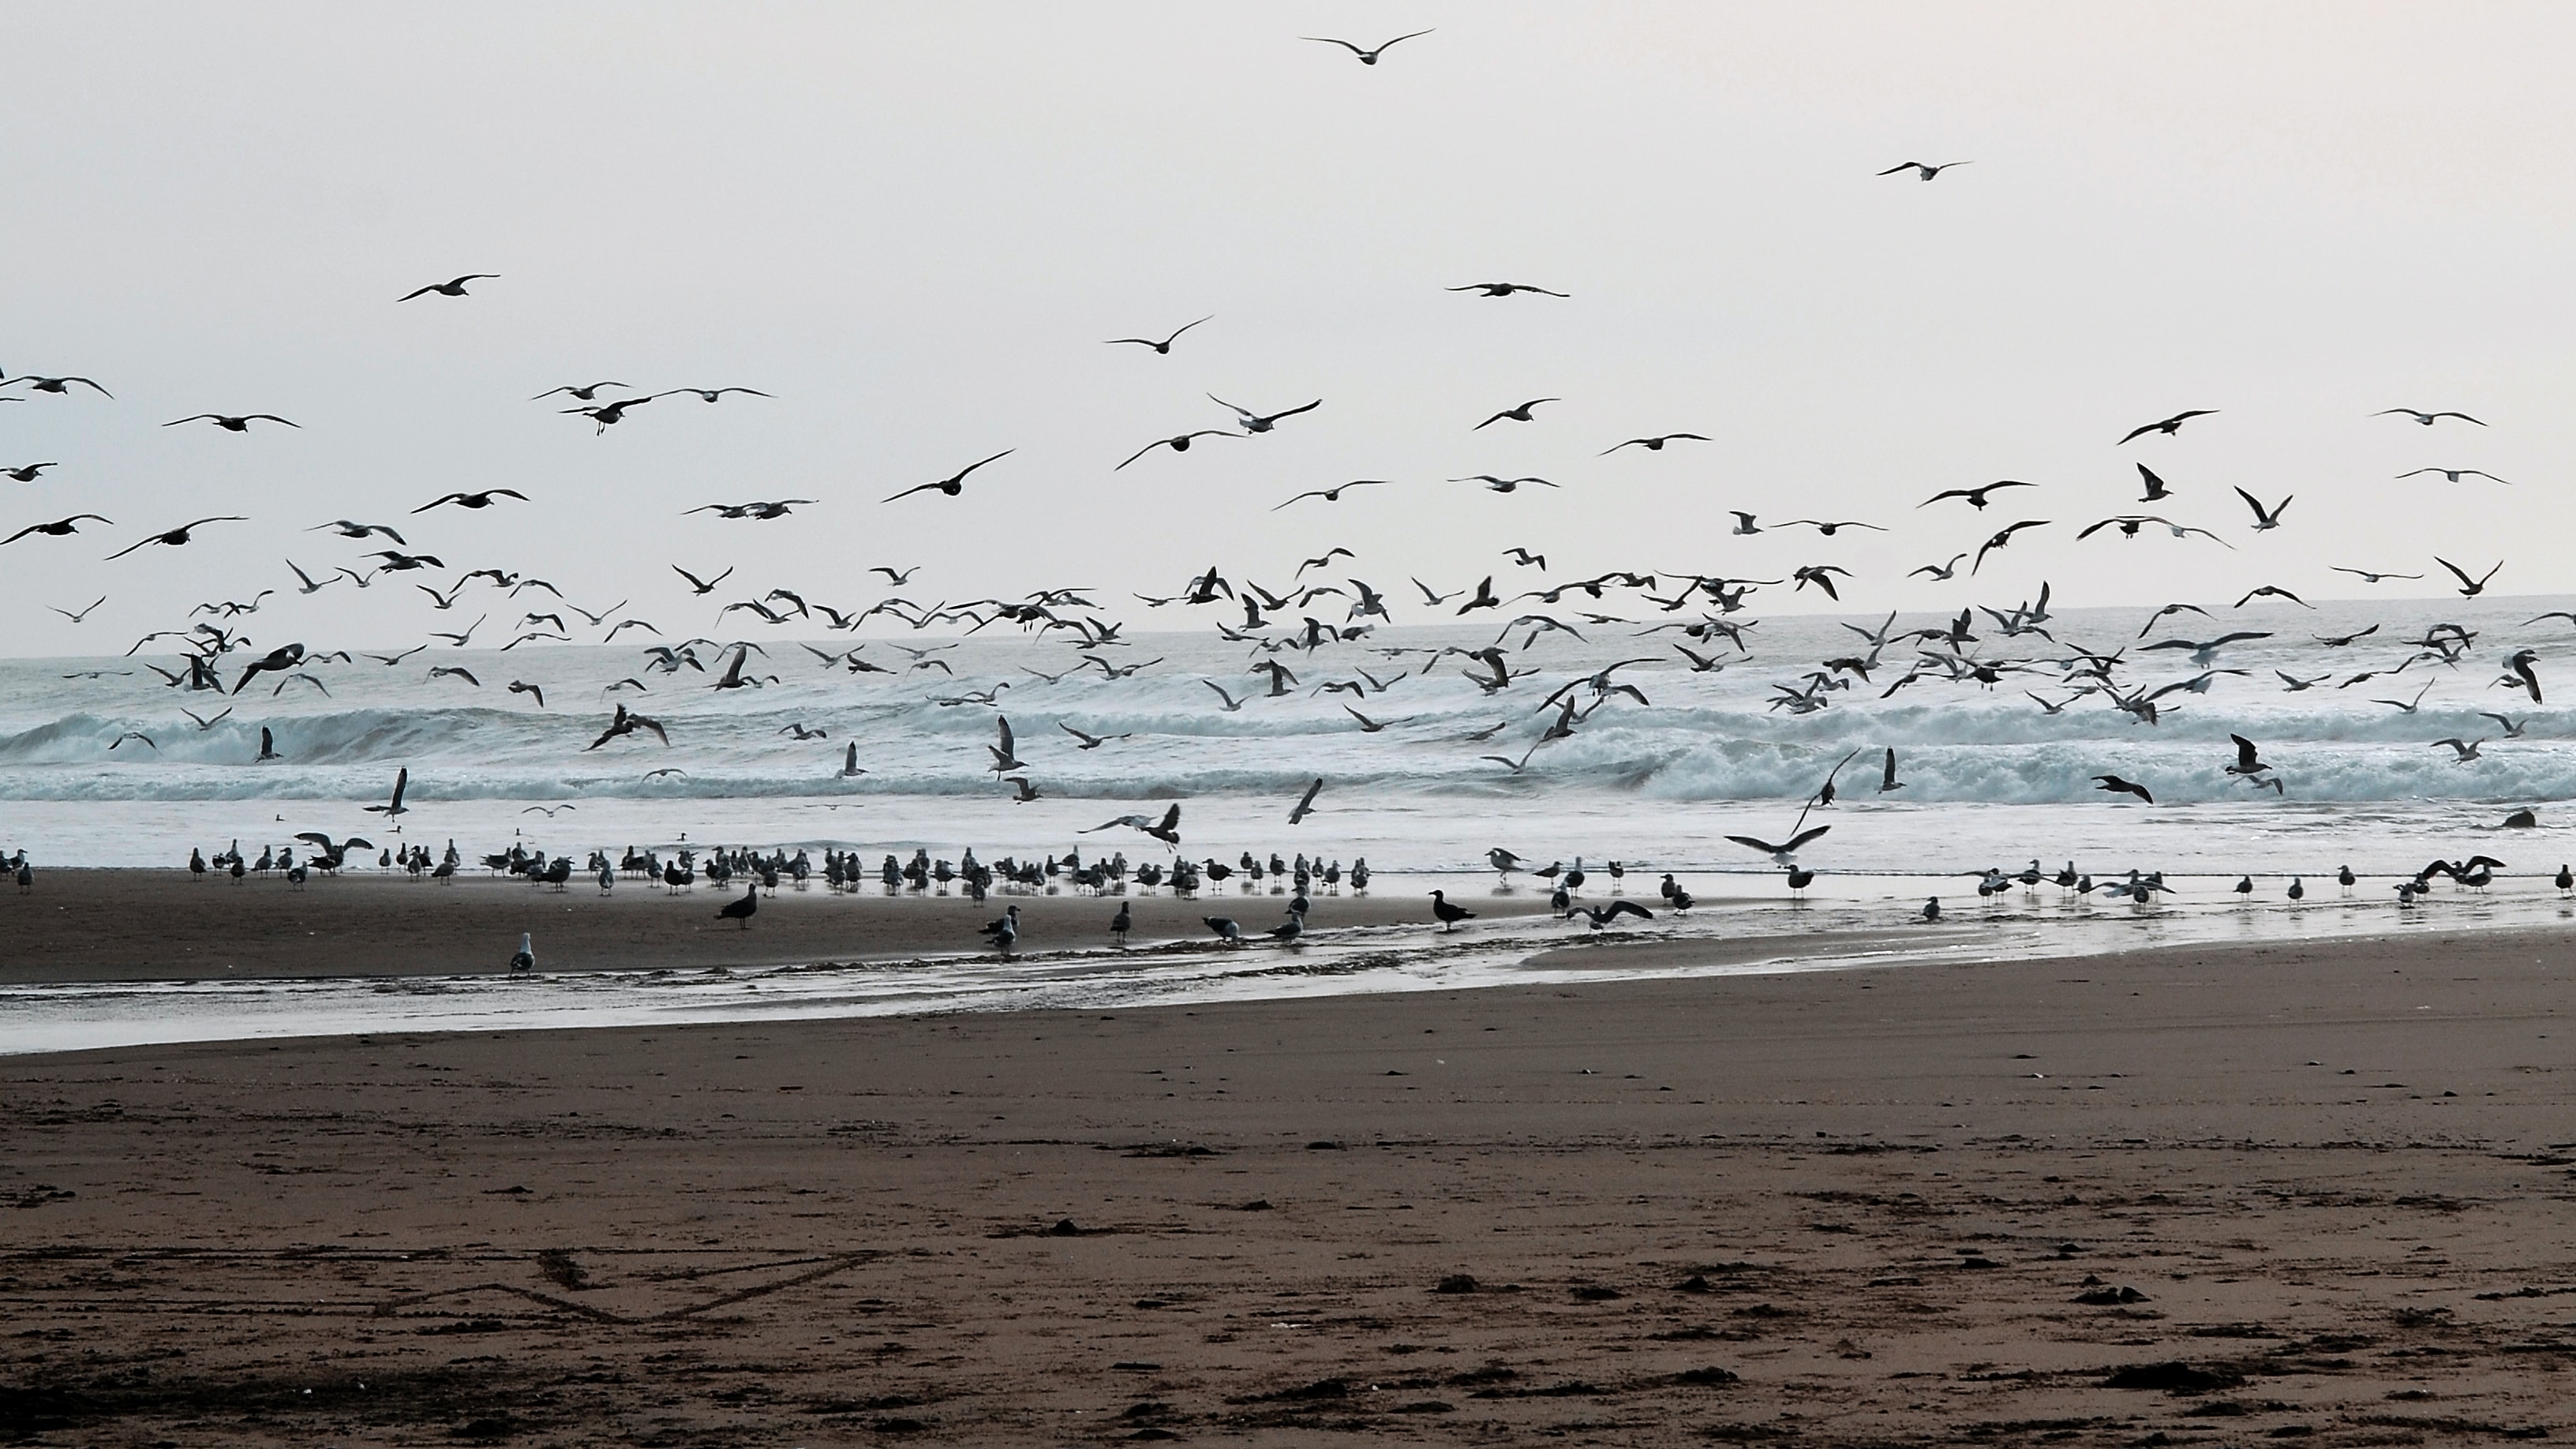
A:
6 2 2575 654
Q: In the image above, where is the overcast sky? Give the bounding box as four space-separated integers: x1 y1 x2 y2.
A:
6 2 2575 657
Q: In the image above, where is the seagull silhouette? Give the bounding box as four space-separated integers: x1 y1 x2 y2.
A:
105 517 246 560
885 448 1013 501
2117 410 2218 444
164 414 298 432
398 273 498 300
1105 316 1211 353
1301 28 1432 64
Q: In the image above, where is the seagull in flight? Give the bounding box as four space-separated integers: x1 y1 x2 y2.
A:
1273 479 1390 509
1919 479 2035 511
657 387 771 402
2233 487 2291 531
2376 408 2486 427
105 517 246 559
1909 553 1968 580
1474 398 1559 429
686 499 814 519
2094 775 2154 803
3 514 112 545
398 273 498 300
886 448 1013 501
164 414 298 432
2235 585 2311 608
2436 556 2504 597
1301 28 1432 64
2118 410 2218 444
1972 519 2048 573
413 489 528 514
50 595 107 623
1877 160 1971 180
1208 395 1321 432
1724 825 1831 863
1601 433 1707 455
309 519 406 543
1287 777 1324 824
530 381 628 401
2331 566 2423 583
1448 281 1568 298
1105 316 1211 353
672 564 733 594
5 375 112 397
1118 431 1234 470
3 462 58 481
2398 467 2510 484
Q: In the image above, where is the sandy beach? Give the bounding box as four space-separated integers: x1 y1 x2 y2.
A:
6 927 2574 1445
0 869 1571 984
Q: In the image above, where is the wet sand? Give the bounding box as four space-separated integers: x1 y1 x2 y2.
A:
6 927 2575 1445
0 868 1561 984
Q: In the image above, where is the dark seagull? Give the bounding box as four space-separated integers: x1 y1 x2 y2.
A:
398 274 498 300
2375 408 2485 427
1272 479 1390 509
1301 28 1432 64
1474 398 1558 429
886 448 1013 501
106 517 246 560
1877 159 1971 180
2 514 111 545
164 414 298 432
2436 556 2503 597
1105 316 1211 353
2117 410 2218 444
1208 395 1321 433
1118 431 1234 470
2094 774 2154 803
1972 519 2048 573
1601 433 1707 454
1919 479 2035 511
1723 825 1830 863
413 489 527 513
3 374 112 397
1448 281 1569 298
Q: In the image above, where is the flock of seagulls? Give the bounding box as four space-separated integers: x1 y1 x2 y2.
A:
8 24 2568 962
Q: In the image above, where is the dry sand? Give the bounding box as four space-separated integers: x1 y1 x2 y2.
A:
6 926 2576 1445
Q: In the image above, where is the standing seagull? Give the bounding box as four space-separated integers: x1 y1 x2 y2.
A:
2118 410 2218 444
1301 28 1432 64
399 274 498 301
1105 316 1211 353
1877 159 1971 180
715 884 758 929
